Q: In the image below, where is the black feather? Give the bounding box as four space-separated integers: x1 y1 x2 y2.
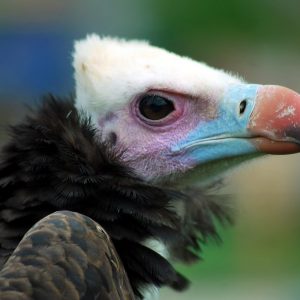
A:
0 95 233 299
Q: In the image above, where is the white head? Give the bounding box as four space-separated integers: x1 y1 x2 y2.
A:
73 34 300 183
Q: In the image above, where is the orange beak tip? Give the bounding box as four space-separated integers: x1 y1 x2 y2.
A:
249 85 300 154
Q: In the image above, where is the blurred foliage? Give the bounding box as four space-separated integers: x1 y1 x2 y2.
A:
154 0 300 44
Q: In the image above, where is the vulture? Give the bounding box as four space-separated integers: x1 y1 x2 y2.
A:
0 34 300 300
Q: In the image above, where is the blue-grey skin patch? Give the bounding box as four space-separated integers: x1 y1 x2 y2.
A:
172 84 261 164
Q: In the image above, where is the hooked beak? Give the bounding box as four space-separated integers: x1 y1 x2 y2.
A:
249 85 300 154
172 84 300 165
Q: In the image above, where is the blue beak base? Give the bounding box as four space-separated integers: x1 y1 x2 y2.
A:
171 84 261 165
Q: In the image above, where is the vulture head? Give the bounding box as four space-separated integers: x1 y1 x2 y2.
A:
74 34 300 186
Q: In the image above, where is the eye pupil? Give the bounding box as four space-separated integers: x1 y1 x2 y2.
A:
139 95 175 120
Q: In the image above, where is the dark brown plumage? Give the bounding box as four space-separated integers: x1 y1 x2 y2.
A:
0 95 231 299
0 211 135 300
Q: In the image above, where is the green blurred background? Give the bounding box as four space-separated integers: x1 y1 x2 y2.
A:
1 1 300 299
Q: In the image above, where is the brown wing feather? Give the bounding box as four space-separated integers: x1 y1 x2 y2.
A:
0 211 135 300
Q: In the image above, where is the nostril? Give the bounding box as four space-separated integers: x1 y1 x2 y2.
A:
239 100 247 115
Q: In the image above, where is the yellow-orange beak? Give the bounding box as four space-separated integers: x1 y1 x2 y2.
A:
249 85 300 154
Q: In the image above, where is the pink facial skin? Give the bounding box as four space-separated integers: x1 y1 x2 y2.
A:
98 89 218 181
97 84 300 183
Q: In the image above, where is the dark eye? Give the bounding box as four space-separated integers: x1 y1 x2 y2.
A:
138 95 175 120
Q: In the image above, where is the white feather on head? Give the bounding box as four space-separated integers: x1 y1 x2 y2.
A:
73 34 242 122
